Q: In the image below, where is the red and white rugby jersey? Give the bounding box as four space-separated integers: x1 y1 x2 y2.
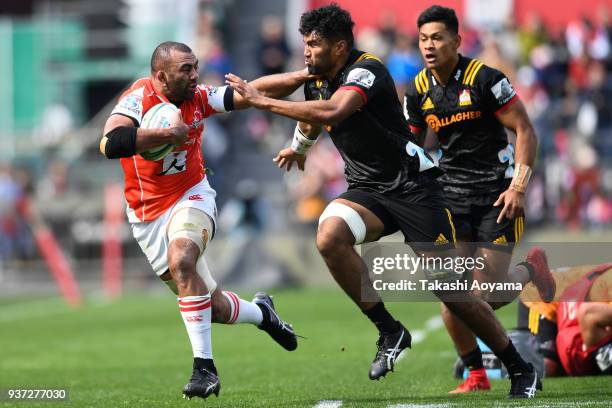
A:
110 77 233 222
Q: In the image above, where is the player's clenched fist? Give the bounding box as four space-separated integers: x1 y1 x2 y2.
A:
168 109 189 145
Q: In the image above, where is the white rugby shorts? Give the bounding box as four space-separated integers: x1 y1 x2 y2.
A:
129 177 217 276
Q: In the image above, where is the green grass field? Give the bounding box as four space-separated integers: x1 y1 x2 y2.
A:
1 289 611 407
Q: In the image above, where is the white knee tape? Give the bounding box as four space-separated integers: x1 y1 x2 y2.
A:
196 255 217 294
319 202 367 244
167 208 214 255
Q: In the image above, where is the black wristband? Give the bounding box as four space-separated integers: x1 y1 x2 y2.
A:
223 86 235 112
104 126 137 158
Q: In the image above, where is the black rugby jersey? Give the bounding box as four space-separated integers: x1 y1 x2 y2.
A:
404 55 518 197
305 49 441 194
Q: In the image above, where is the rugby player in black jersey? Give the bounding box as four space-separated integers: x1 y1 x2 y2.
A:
226 4 541 398
403 5 555 393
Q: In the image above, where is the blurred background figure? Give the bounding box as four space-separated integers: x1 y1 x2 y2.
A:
386 32 421 98
257 15 291 76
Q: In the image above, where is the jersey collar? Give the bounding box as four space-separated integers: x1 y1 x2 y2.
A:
452 54 470 84
428 54 466 87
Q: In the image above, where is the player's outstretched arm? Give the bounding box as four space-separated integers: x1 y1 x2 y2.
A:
100 111 188 159
493 99 538 222
274 122 322 172
230 68 313 110
226 73 363 124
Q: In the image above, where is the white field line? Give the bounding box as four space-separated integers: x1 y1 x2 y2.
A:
397 315 444 363
389 400 610 408
493 402 611 408
313 316 446 408
313 401 343 408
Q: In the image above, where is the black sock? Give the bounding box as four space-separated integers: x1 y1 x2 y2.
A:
517 261 535 281
460 346 484 371
496 340 530 375
363 302 399 333
194 357 217 375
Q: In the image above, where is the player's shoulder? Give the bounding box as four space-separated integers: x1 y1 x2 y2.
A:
348 51 387 77
118 77 148 97
407 67 429 96
341 51 389 89
113 77 153 121
463 58 507 88
132 77 152 87
124 77 152 94
350 51 385 68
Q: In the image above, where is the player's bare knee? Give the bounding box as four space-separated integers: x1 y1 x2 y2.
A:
168 234 199 264
316 224 352 258
168 248 198 286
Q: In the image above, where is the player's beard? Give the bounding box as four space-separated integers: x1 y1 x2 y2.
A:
307 57 332 76
183 88 196 100
307 64 318 75
182 80 197 100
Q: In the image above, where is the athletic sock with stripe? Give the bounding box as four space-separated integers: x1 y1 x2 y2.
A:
221 291 263 325
179 294 213 359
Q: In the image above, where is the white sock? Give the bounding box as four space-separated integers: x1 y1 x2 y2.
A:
178 294 212 359
222 291 263 325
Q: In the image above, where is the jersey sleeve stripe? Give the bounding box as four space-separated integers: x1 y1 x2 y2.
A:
338 85 367 104
418 71 427 93
422 72 429 92
494 94 519 114
462 59 478 84
357 52 383 63
415 68 427 94
421 70 430 92
415 73 423 94
466 61 483 86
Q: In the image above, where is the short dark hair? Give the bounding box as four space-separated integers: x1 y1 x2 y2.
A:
150 41 193 72
417 5 459 35
299 3 355 47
